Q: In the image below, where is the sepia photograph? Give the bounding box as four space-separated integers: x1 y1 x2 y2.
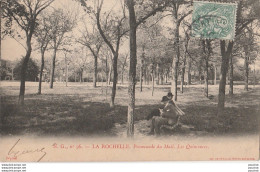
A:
0 0 259 162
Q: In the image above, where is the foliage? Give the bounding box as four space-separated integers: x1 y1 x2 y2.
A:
48 8 76 49
34 12 52 53
13 57 39 81
0 60 11 80
1 0 54 38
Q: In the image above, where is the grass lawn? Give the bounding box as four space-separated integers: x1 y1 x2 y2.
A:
0 81 259 137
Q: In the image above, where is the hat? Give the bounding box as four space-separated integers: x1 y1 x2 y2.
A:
161 96 170 102
167 92 173 97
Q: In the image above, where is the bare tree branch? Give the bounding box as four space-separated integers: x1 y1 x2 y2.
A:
136 4 168 26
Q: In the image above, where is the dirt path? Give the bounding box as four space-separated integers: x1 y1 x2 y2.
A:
109 120 207 138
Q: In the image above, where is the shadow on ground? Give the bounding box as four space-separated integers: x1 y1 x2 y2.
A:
0 86 259 137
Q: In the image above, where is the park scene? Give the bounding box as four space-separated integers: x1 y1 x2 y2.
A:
0 0 259 138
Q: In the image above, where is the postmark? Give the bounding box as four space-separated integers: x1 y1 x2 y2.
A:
191 1 237 40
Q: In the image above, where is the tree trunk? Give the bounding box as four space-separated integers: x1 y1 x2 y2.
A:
199 69 202 85
110 54 118 108
244 49 249 91
146 69 149 85
140 58 143 92
105 55 108 83
203 40 210 98
181 52 187 93
127 0 136 137
229 55 233 95
93 56 98 87
65 58 68 87
80 68 83 83
11 68 14 80
143 68 146 85
187 58 191 85
0 1 1 74
152 71 155 96
171 21 180 101
19 38 32 105
121 71 124 84
121 55 128 85
108 63 112 85
160 72 163 85
181 68 185 93
50 49 57 89
253 62 256 88
204 59 209 98
156 64 159 85
214 64 217 85
217 41 233 116
38 50 45 94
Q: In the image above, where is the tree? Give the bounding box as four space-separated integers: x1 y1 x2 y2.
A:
119 53 128 84
139 21 171 94
137 29 146 92
240 25 258 91
62 48 73 87
2 0 54 104
217 0 260 116
70 47 89 83
13 57 39 81
201 40 213 98
218 40 234 115
96 0 129 108
137 17 170 90
100 46 113 85
78 22 103 87
78 0 129 107
35 13 51 94
180 24 190 93
48 9 76 89
167 0 192 101
0 1 2 69
229 23 259 95
125 0 170 137
229 50 235 95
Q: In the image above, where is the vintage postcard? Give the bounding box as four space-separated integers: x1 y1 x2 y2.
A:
0 0 259 162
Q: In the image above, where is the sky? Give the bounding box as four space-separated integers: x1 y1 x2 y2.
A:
1 0 127 62
1 0 260 70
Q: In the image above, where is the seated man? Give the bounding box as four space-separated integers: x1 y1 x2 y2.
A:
146 103 165 120
149 95 180 135
146 108 160 120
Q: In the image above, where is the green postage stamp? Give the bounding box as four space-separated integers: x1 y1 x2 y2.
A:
191 1 237 40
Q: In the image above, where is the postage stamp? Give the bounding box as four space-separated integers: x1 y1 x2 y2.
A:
191 1 237 40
